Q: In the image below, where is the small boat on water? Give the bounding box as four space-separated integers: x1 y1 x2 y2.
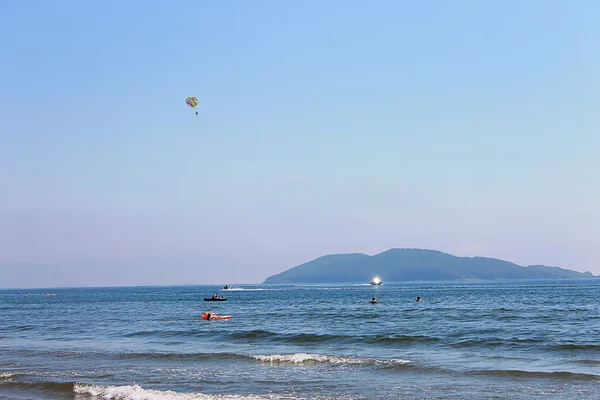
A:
204 297 228 301
370 276 383 285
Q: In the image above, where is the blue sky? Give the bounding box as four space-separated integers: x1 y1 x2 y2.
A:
1 0 599 286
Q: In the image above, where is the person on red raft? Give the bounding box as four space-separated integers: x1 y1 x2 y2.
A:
202 312 215 320
201 312 232 320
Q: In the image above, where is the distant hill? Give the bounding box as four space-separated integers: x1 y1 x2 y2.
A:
262 248 595 284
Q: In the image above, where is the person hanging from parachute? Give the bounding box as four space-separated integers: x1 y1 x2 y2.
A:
186 96 199 115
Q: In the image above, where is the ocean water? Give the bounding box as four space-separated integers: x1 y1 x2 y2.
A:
1 280 599 399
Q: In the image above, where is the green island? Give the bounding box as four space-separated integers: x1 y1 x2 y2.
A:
263 248 595 284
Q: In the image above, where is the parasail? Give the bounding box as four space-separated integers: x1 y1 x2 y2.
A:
186 96 199 115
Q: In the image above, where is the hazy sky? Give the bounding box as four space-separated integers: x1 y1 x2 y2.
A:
1 0 599 287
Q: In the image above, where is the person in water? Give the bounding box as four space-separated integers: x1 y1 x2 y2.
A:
369 297 378 304
205 312 217 320
416 296 422 302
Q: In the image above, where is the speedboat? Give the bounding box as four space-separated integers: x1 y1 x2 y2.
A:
204 297 228 301
370 276 383 285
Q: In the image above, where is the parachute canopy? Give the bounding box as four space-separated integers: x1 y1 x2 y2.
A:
186 96 199 108
186 96 199 115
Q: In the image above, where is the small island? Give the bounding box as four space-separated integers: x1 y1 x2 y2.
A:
263 248 595 284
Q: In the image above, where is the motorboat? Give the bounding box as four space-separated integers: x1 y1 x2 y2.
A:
204 297 228 301
370 276 383 285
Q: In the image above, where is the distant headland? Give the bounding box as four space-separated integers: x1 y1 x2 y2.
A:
262 248 595 284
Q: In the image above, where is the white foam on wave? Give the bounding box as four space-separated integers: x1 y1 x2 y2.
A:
252 353 411 366
73 383 298 400
253 353 339 364
0 372 17 379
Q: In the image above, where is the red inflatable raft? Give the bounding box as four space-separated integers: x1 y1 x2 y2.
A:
201 312 232 320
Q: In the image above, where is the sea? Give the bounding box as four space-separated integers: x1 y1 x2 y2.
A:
1 280 599 399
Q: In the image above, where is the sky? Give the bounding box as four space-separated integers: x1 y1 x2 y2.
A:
1 0 599 287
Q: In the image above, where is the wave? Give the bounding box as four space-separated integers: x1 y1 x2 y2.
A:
118 327 443 347
0 381 303 399
112 351 248 361
122 329 211 339
227 330 438 345
74 383 304 399
251 353 411 367
573 359 600 365
53 357 600 382
121 328 325 342
470 369 600 381
112 350 412 367
2 325 34 332
227 329 280 340
449 337 600 352
3 364 595 400
0 372 19 379
450 337 547 348
237 331 353 344
553 343 600 351
0 380 75 394
371 335 439 344
222 330 341 344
